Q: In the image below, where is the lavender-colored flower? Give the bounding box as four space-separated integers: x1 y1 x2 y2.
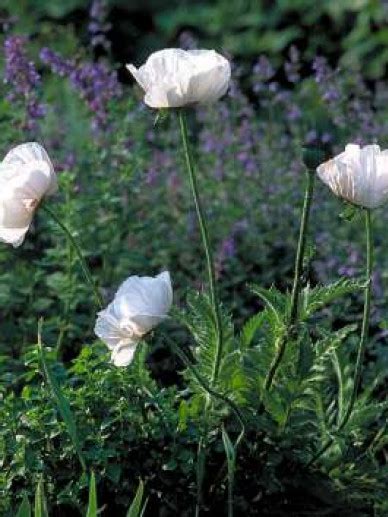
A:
4 35 45 131
179 31 198 50
215 220 247 277
312 56 328 84
40 47 74 77
312 56 342 119
70 62 121 131
40 46 121 132
284 45 301 84
88 0 111 51
253 56 275 87
305 129 332 147
145 167 158 185
286 104 302 122
338 246 360 278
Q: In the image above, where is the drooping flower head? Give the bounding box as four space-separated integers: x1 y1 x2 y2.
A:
0 143 57 247
94 271 173 366
317 143 388 209
126 48 231 108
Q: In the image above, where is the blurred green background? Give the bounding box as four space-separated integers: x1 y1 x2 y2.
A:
2 0 388 79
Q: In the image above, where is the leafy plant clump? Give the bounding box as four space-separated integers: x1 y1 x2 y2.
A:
1 3 388 517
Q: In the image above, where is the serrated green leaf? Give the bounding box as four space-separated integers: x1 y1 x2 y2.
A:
240 312 266 349
249 284 285 325
301 278 364 320
179 292 235 393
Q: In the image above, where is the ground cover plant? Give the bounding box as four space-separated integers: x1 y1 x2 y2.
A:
2 1 388 516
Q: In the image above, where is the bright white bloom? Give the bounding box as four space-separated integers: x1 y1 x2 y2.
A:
0 142 57 247
95 271 173 367
127 48 231 108
317 144 388 209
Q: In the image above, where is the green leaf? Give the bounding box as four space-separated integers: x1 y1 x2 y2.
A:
127 480 146 517
16 494 31 517
339 203 361 221
301 278 364 319
86 472 98 517
38 320 86 471
249 284 286 326
34 480 48 517
179 292 235 391
221 426 236 514
221 426 236 468
240 312 266 349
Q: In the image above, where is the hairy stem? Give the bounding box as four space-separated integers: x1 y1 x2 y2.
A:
178 110 223 385
264 169 315 391
308 209 373 467
41 203 103 309
178 110 225 515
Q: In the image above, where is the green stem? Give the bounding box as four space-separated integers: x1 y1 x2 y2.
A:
178 110 225 516
41 204 103 309
166 336 246 443
178 110 223 385
264 169 315 391
308 209 373 467
289 170 316 326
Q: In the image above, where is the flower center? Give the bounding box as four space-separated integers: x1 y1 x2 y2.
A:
22 198 39 213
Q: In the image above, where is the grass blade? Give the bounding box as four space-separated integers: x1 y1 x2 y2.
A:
222 426 236 517
86 472 98 517
16 494 31 517
127 480 146 517
34 479 48 517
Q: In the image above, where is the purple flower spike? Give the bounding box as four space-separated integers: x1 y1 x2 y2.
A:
4 35 45 131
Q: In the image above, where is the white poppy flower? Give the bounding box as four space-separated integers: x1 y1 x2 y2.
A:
127 48 231 108
94 271 173 367
317 143 388 209
0 142 57 247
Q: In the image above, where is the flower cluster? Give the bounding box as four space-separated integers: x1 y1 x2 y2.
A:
40 47 121 132
88 0 111 51
4 36 46 131
70 62 122 132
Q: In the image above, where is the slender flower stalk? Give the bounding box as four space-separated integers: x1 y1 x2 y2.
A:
264 168 316 391
178 109 223 384
308 209 373 466
178 109 225 516
41 203 103 309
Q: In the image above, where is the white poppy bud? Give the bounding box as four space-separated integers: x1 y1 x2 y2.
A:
94 271 173 367
0 142 57 247
317 143 388 209
127 48 231 108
